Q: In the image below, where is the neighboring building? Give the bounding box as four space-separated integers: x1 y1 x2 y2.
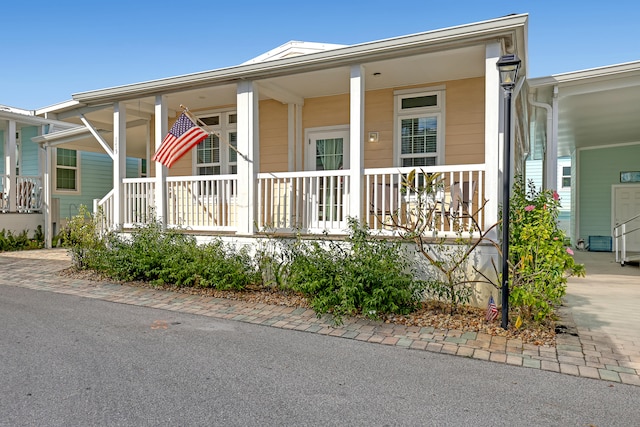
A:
529 62 640 254
0 106 145 237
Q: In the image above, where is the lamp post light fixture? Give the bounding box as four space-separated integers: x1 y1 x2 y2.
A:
496 53 521 330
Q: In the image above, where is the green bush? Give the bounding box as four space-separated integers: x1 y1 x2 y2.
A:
508 177 585 322
0 226 45 252
89 221 259 290
61 205 105 269
285 219 422 323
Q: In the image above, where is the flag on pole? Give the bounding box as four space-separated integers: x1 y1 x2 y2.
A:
486 295 498 322
152 113 209 168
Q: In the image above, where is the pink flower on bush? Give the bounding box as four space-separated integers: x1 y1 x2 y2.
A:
566 247 574 256
553 191 560 201
524 205 535 211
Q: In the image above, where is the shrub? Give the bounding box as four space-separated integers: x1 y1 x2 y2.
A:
0 226 45 252
507 177 585 322
285 219 422 323
61 205 104 269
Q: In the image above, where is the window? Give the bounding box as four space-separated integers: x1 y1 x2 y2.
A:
56 148 79 192
140 158 147 178
195 111 237 176
395 89 443 167
561 166 571 188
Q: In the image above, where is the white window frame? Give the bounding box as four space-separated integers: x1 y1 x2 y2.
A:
53 148 81 194
193 110 237 176
393 87 445 167
561 166 571 189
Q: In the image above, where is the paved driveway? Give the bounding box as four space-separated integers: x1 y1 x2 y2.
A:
564 251 640 380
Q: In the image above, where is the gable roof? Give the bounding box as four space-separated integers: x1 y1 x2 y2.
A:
242 41 347 64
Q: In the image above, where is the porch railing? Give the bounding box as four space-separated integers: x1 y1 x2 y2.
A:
96 165 486 237
123 178 156 226
0 175 43 213
167 175 238 231
0 174 6 212
257 170 350 233
94 189 114 234
364 165 485 236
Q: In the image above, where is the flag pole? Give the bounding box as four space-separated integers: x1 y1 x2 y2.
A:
179 105 247 161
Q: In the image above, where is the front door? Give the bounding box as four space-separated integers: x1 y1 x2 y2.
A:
613 184 640 252
306 128 349 228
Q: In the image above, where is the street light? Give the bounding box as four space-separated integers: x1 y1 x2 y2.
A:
497 53 521 330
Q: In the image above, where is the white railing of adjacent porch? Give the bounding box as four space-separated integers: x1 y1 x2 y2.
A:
123 178 156 225
257 170 350 233
0 175 43 213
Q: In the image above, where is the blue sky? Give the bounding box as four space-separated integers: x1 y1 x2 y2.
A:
3 1 639 109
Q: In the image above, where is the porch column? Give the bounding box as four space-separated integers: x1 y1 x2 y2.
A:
154 96 168 227
349 64 365 221
113 102 126 228
5 120 17 212
484 42 502 238
544 86 559 190
42 143 52 248
236 80 260 235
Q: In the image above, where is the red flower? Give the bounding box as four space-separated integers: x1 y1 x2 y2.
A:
553 191 560 201
525 205 535 212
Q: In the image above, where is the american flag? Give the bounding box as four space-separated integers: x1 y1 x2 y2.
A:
152 113 209 168
486 295 498 322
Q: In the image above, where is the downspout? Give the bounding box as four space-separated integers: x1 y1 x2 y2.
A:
528 92 553 189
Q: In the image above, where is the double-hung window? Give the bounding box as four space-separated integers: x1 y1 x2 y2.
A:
195 112 237 176
395 89 444 167
55 148 79 192
561 166 571 188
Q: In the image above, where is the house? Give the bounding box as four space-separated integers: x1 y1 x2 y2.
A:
0 105 146 238
528 61 640 257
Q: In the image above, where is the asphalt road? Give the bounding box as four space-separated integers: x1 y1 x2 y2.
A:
1 285 639 427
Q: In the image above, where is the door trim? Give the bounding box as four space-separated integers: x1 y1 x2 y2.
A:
304 125 350 171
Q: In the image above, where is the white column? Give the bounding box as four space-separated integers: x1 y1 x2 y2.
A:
236 80 260 235
295 104 303 171
42 144 52 248
349 64 365 221
113 102 126 228
545 86 559 190
5 120 17 212
484 42 502 237
154 96 168 227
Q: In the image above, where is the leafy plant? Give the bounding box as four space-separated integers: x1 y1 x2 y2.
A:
285 219 422 323
61 205 105 269
506 177 585 322
0 226 45 252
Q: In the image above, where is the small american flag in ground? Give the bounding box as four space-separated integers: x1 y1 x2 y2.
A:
152 113 209 168
486 295 498 322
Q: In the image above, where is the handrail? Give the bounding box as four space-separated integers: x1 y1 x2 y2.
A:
613 211 640 265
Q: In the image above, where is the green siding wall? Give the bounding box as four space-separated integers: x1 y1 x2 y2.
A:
56 151 113 220
578 143 640 240
20 126 40 176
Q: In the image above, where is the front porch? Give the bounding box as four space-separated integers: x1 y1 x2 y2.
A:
96 164 487 238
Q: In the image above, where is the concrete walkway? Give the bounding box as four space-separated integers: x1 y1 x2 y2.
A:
1 248 639 386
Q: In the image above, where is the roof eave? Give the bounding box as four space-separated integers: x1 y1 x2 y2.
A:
73 14 528 105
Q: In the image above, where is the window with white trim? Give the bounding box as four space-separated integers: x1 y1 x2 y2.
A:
395 90 443 167
561 166 571 188
55 148 79 192
195 112 237 175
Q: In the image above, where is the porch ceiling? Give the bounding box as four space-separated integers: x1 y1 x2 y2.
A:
530 62 640 156
50 44 488 158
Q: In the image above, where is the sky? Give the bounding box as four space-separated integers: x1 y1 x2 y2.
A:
2 1 639 110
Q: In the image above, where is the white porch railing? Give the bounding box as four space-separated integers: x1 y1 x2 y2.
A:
94 189 114 234
0 174 7 212
167 175 238 231
0 175 44 213
364 165 485 237
123 178 156 226
257 170 350 233
96 165 487 237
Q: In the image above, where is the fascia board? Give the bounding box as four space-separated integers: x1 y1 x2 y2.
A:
529 60 640 88
73 14 528 105
0 110 79 129
32 125 104 145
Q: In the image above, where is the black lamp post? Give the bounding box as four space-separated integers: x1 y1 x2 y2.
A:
496 54 521 330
